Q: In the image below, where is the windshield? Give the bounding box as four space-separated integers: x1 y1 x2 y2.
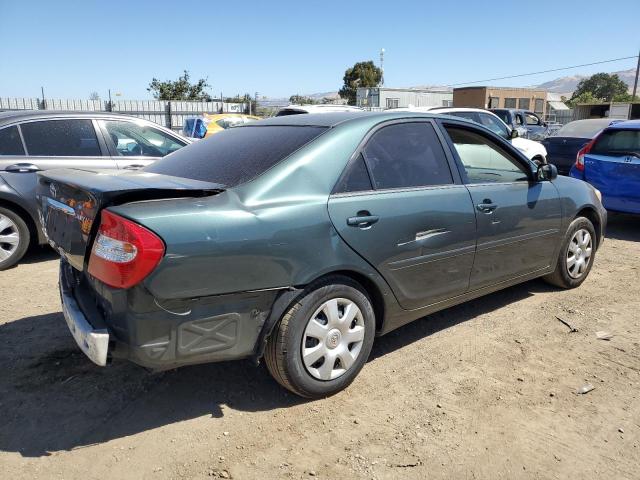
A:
145 125 327 187
591 129 640 155
556 120 614 138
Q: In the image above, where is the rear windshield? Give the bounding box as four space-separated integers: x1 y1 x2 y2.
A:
591 129 640 155
144 125 327 187
556 120 613 138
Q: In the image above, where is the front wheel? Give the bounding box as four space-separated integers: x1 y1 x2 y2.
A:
543 217 596 289
265 276 376 398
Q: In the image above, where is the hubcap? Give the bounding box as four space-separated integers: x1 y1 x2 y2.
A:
301 298 365 381
0 213 20 262
567 228 592 279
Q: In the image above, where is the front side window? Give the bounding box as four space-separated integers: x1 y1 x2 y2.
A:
0 126 25 155
445 126 529 184
363 122 453 189
21 119 101 156
518 98 530 110
478 113 510 140
103 120 185 157
504 98 517 108
145 125 327 187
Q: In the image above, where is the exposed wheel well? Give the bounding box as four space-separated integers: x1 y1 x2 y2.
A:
575 207 602 247
0 199 38 245
311 270 385 332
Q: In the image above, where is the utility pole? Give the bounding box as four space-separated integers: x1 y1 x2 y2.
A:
254 91 259 116
40 86 45 109
379 48 385 87
633 47 640 101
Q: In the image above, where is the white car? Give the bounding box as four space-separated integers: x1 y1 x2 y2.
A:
276 104 364 116
398 106 547 164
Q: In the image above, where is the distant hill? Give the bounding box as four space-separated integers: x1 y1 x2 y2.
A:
535 68 637 94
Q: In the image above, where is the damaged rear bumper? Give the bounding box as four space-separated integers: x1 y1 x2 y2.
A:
59 259 288 370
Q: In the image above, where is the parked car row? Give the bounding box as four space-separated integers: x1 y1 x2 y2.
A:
36 110 606 398
0 111 190 269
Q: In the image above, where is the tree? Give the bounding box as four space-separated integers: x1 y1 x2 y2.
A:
289 94 318 105
570 72 629 104
148 70 213 101
89 91 100 101
339 61 382 105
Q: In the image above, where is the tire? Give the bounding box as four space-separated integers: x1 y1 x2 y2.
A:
0 207 30 270
543 217 596 289
265 276 376 398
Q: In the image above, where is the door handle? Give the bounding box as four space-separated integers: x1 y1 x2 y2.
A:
123 164 145 170
5 163 41 173
347 215 379 228
476 202 498 213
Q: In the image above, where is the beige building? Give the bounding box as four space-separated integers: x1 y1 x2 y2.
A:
453 86 548 116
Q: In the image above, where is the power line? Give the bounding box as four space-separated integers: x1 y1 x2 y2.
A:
447 55 639 87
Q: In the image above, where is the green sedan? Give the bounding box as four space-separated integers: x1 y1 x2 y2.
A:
38 111 606 398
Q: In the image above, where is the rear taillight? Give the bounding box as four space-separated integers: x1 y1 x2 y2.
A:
575 134 600 171
88 210 164 289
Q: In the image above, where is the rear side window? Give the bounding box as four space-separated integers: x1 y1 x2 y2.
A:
145 125 327 187
21 119 101 156
0 126 25 155
591 129 640 155
334 154 373 193
363 122 453 189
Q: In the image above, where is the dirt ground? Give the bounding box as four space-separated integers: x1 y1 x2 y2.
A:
1 214 639 480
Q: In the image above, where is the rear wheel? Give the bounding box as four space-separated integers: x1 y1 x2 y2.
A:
543 217 596 289
265 276 375 398
0 207 30 270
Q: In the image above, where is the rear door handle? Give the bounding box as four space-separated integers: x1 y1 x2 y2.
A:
347 215 379 228
476 202 498 213
5 163 41 173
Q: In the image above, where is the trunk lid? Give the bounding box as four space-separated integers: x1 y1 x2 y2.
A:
37 168 223 271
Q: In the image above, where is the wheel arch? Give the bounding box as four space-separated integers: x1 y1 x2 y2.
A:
575 206 602 247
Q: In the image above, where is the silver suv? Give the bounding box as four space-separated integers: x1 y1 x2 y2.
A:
0 111 189 269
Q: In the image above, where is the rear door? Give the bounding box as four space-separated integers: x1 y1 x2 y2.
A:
441 121 562 289
98 119 187 169
0 118 114 218
328 120 477 310
585 128 640 212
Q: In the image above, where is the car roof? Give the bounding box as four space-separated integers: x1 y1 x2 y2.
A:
246 111 449 128
607 119 640 130
0 110 163 127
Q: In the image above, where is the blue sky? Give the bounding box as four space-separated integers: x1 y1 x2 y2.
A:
0 0 638 100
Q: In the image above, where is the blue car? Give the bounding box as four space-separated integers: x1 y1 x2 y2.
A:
570 120 640 214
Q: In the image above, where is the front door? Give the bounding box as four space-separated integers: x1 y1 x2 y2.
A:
441 123 562 290
98 119 187 169
328 121 477 310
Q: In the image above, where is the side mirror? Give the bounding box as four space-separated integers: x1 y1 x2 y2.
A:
509 128 519 139
537 163 558 181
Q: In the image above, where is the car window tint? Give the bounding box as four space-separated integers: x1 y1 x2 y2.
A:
493 110 510 124
478 114 509 139
445 127 529 184
448 111 480 123
334 153 372 193
363 122 453 189
0 126 25 155
21 119 101 156
145 125 327 187
103 120 185 157
591 129 640 154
